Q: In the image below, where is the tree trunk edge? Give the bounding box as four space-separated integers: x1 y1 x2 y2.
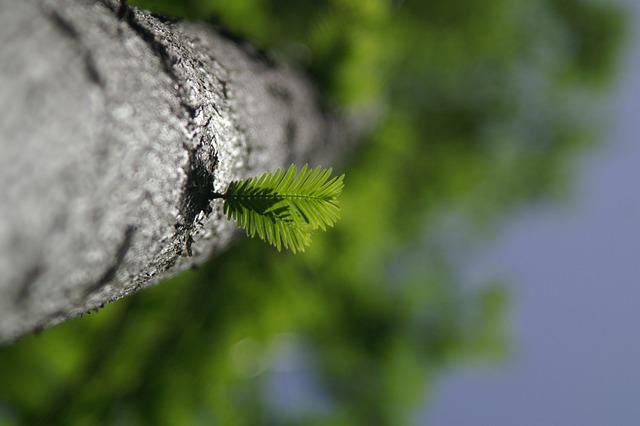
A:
0 0 357 343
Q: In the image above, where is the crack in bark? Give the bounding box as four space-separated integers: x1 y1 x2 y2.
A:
109 2 222 233
14 263 44 306
83 225 136 297
284 118 298 164
115 1 196 120
116 0 128 20
267 82 293 104
102 1 220 261
45 8 105 86
180 151 218 227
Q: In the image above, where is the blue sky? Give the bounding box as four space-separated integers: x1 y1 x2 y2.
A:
422 1 640 425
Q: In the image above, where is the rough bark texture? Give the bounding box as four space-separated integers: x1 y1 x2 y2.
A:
0 0 352 343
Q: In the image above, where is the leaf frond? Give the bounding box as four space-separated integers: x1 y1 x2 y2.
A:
223 164 344 252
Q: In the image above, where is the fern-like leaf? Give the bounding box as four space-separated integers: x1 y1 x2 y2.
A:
223 164 344 253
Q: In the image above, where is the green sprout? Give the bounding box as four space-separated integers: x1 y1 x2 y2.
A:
215 164 345 253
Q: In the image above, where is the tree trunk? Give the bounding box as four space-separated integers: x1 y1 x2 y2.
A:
0 0 352 343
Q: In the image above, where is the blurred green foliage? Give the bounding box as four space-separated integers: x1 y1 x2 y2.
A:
0 0 624 424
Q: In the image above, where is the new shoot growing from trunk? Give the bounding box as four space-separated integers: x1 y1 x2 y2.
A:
216 164 344 253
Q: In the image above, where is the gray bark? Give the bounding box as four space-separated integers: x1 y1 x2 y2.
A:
0 0 353 343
